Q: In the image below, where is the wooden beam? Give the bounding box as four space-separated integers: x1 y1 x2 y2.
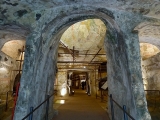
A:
57 61 106 64
58 53 106 55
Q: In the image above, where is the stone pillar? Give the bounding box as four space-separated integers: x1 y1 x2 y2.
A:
14 31 58 120
105 14 151 119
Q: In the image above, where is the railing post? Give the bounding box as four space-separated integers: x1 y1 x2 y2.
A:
110 94 114 120
123 105 128 120
45 95 50 120
5 91 9 111
101 89 103 102
29 107 34 120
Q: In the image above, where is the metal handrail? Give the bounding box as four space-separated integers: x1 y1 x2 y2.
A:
144 90 160 111
144 90 160 95
22 91 56 120
109 94 135 120
22 91 135 120
99 89 108 102
145 90 160 91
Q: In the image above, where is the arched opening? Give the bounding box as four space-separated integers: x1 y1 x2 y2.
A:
56 18 107 95
46 15 131 119
1 40 25 91
13 7 150 120
54 19 109 119
135 21 160 119
0 39 26 119
140 43 160 60
140 42 160 119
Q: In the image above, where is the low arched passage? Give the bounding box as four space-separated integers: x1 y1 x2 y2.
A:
0 25 29 49
14 6 151 120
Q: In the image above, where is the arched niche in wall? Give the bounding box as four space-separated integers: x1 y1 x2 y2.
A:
1 40 26 59
140 42 160 117
0 25 29 50
0 40 26 94
134 22 160 49
140 42 160 60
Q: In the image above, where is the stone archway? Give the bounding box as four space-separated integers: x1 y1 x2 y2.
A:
14 6 151 120
0 25 29 49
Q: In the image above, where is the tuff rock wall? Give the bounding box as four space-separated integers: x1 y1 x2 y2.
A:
0 1 157 120
0 52 13 95
142 53 160 90
56 70 67 96
0 51 19 96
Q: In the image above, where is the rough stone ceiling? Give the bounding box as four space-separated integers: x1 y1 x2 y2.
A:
135 22 160 49
1 1 160 20
1 1 160 15
1 40 25 59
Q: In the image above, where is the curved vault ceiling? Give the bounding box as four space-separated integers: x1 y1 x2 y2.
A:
61 19 106 50
135 22 160 60
1 40 25 59
140 43 160 60
58 19 107 70
134 22 160 49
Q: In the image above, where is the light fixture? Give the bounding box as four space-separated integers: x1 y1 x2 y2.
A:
84 66 86 68
60 87 67 96
0 67 7 72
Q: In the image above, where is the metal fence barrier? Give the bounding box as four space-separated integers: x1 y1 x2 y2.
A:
22 91 57 120
109 94 135 120
22 92 135 120
5 91 15 111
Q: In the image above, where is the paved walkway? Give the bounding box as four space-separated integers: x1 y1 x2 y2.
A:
53 89 110 120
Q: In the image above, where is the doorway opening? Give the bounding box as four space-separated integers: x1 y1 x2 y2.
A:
0 40 25 119
140 42 160 119
53 19 109 119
